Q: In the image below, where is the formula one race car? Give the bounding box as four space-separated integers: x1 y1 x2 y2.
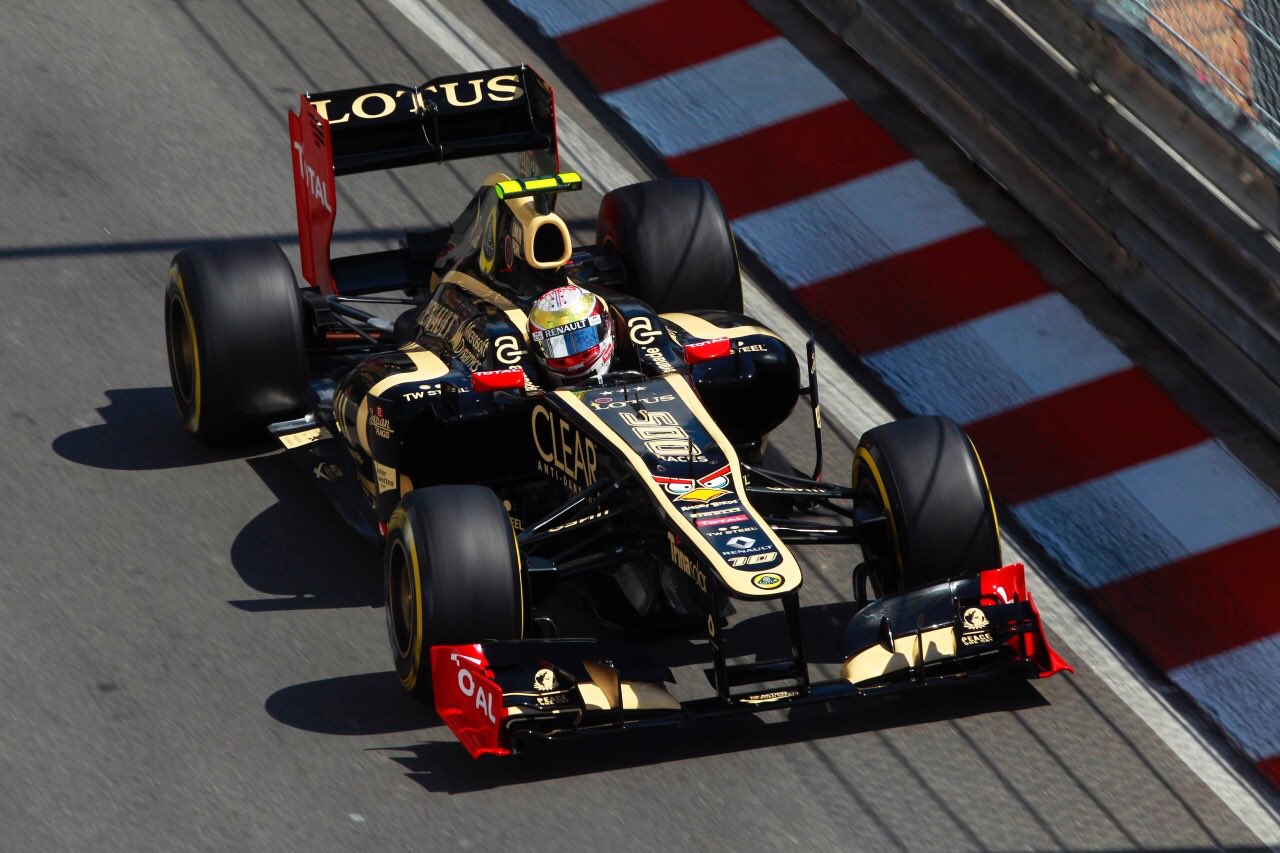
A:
164 65 1069 757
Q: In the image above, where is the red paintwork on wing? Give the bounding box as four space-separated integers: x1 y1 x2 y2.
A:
980 563 1073 677
288 95 337 294
432 645 511 758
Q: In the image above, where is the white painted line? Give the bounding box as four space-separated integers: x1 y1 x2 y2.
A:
387 0 1280 842
1001 537 1280 847
733 160 983 288
864 292 1131 424
507 0 660 38
1011 440 1280 586
602 37 845 155
1171 634 1280 762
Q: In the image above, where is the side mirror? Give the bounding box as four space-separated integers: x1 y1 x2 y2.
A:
471 368 526 392
682 337 732 365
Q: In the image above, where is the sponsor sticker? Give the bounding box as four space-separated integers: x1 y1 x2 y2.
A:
644 345 675 374
375 462 397 493
494 335 523 366
627 315 662 346
369 405 393 439
667 531 708 593
729 552 779 569
741 687 798 704
656 464 732 503
401 383 441 401
751 572 784 590
688 500 743 517
479 206 497 274
960 606 995 646
278 426 327 449
622 408 702 460
590 393 675 411
695 512 748 528
531 404 598 488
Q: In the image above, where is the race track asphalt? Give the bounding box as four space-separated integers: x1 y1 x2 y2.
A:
0 1 1271 849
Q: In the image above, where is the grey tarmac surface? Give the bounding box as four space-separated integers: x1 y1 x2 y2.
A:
0 1 1271 850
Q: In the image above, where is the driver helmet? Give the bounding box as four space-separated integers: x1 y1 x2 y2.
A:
527 284 614 384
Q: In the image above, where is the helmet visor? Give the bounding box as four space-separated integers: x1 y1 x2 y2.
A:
532 314 607 360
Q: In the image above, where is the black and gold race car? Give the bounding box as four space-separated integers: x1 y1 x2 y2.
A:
164 65 1069 758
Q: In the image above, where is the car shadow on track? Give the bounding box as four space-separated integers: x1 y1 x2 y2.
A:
228 452 382 612
264 670 436 735
52 386 253 470
53 386 381 611
377 677 1050 793
262 596 1049 792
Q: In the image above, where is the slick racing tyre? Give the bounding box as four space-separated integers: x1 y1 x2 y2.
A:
165 241 308 444
596 178 742 313
384 486 525 703
852 416 1001 597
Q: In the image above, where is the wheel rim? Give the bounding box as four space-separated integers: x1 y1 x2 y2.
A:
388 540 416 659
167 295 195 406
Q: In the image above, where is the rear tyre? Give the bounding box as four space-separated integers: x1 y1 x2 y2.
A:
164 241 308 444
596 178 742 313
852 416 1001 596
384 486 525 703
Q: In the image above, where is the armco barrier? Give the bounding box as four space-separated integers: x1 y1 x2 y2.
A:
794 0 1280 443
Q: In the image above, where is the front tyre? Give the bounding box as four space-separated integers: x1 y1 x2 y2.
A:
596 178 742 313
164 241 308 444
384 486 525 702
853 416 1001 596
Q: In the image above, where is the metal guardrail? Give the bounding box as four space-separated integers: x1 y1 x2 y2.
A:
1106 0 1280 144
793 0 1280 443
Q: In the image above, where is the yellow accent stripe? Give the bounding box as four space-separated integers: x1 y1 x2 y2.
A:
357 347 451 454
391 509 425 693
368 346 451 398
967 435 1001 545
440 270 527 323
855 446 904 590
493 172 583 199
661 312 778 342
512 525 525 640
171 268 203 432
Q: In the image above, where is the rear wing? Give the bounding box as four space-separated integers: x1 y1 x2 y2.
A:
288 65 558 294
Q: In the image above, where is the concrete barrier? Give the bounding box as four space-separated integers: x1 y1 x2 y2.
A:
794 0 1280 442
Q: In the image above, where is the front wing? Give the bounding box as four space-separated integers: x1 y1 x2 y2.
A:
432 564 1071 758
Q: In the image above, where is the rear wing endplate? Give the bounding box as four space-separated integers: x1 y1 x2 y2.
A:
288 65 558 294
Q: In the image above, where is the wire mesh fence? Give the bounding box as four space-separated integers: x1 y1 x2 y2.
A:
1101 0 1280 140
